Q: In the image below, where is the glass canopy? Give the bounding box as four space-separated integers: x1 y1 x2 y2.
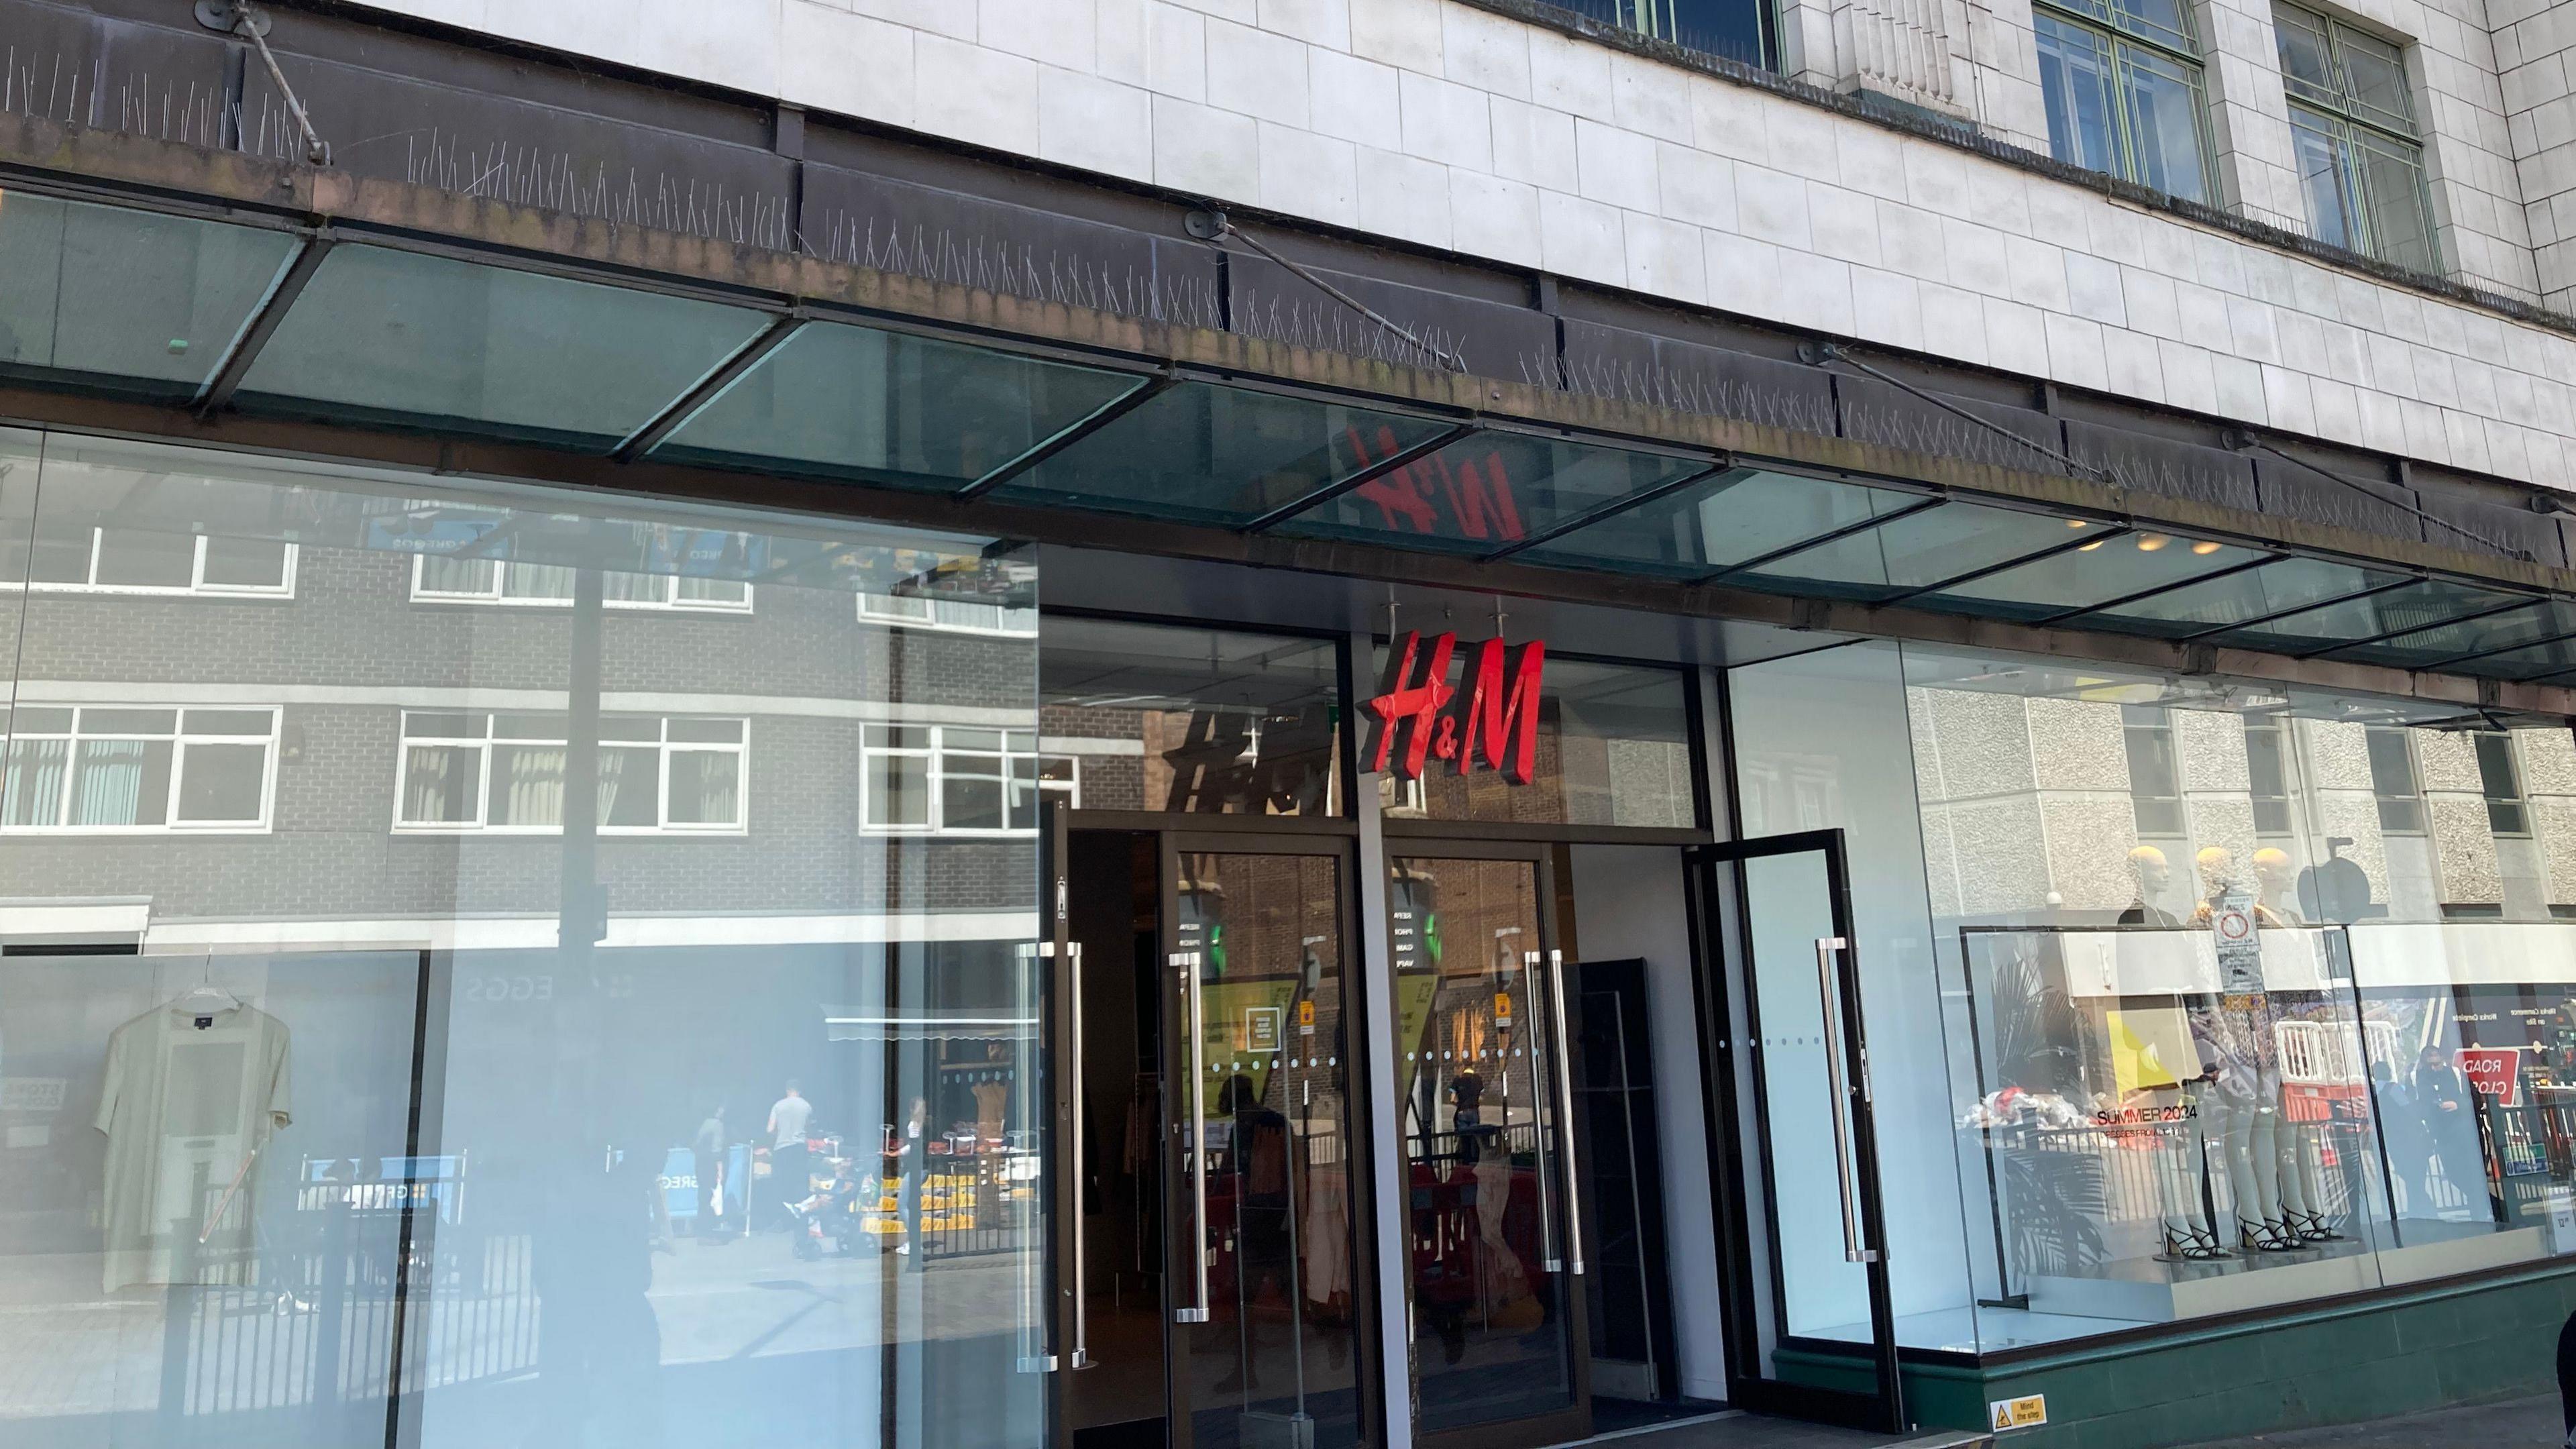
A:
4 180 2571 687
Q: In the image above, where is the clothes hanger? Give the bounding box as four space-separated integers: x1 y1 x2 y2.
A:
174 953 239 1022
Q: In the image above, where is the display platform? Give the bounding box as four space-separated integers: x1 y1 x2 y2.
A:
2029 1224 2549 1322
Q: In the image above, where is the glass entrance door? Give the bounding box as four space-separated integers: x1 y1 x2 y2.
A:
1385 848 1589 1449
1694 831 1904 1433
1163 839 1371 1449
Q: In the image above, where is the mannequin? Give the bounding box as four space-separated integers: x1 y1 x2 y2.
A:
2251 847 2304 926
2188 848 2307 1254
2247 847 2341 1243
2119 846 2184 927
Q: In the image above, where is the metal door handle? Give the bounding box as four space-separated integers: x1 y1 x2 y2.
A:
1017 939 1062 1374
1814 936 1875 1265
1175 950 1212 1324
1525 951 1558 1273
1546 949 1585 1276
1067 941 1091 1367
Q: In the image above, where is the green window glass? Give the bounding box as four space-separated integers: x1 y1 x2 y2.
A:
2275 3 2438 271
2033 0 2215 202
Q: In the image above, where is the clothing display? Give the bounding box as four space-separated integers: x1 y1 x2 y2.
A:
94 1000 293 1291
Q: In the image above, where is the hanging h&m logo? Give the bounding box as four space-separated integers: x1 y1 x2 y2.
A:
1364 631 1546 785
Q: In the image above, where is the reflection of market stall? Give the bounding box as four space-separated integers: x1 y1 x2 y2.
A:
818 1006 1040 1261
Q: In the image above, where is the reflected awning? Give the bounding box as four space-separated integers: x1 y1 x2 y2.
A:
2 180 2571 690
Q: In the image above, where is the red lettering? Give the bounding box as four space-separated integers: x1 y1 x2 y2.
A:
1364 631 1456 779
1456 637 1545 784
1346 425 1438 533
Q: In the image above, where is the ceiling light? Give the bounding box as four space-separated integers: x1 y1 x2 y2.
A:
2137 535 2169 551
2078 540 2106 551
2190 540 2223 555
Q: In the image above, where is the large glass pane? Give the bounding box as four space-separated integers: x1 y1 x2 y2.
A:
1171 850 1366 1449
2120 44 2214 203
658 320 1146 490
1040 616 1343 814
2273 4 2340 108
0 191 298 398
1746 501 2103 601
2037 15 2123 178
1517 467 1918 580
0 426 1046 1449
2079 556 2405 639
2337 25 2416 133
1917 535 2267 623
2353 129 2438 274
1389 855 1582 1434
1279 432 1707 555
1370 643 1696 828
2289 109 2361 253
2318 598 2575 670
237 244 771 448
991 381 1455 525
2205 578 2538 655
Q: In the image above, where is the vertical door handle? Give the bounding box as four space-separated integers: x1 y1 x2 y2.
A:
1546 949 1585 1276
1067 941 1091 1368
1525 950 1559 1273
1814 936 1876 1265
1175 950 1212 1324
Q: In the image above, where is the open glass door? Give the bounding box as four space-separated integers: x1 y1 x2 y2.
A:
1694 830 1904 1434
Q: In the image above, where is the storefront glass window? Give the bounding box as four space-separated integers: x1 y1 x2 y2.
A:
1371 646 1698 828
1732 639 2576 1358
1040 616 1344 815
0 429 1048 1449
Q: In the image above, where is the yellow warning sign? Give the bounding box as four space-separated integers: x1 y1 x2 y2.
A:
1988 1395 2047 1431
1493 991 1513 1025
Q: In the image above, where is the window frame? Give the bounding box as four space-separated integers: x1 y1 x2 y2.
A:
1 528 298 598
859 724 1077 836
2031 0 2219 201
857 592 1039 637
392 710 751 835
2245 717 2296 837
408 555 754 613
2121 705 2188 838
2473 730 2530 838
2365 724 2425 835
2273 0 2438 270
0 704 282 834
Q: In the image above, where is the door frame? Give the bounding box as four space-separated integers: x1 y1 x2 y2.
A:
1686 828 1906 1435
1045 809 1386 1449
1378 836 1595 1449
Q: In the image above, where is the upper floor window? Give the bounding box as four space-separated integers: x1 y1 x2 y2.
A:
1 705 278 833
1563 0 1769 67
2122 704 2186 835
1 525 294 597
861 725 1074 834
2245 718 2294 835
412 555 752 612
2365 724 2422 833
396 712 747 834
859 592 1038 637
2274 3 2436 271
2473 731 2528 837
2033 0 2214 203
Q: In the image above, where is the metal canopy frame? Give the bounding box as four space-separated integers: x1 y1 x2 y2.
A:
4 149 2576 704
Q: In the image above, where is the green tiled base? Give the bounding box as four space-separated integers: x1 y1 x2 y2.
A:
1789 1263 2576 1448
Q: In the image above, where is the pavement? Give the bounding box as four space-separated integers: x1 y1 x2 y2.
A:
2176 1393 2565 1447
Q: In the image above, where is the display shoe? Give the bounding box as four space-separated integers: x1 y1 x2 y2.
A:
2161 1224 2231 1260
2286 1210 2345 1242
2239 1218 2305 1253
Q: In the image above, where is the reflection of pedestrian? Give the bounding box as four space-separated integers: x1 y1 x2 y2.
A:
693 1105 728 1240
1448 1066 1485 1167
1220 1073 1294 1392
2411 1048 2483 1218
2368 1061 2430 1218
894 1097 928 1262
767 1080 812 1232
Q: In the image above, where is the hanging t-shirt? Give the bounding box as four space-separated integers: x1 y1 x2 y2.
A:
95 1002 292 1291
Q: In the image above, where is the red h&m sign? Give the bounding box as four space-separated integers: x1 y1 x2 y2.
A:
1364 631 1546 785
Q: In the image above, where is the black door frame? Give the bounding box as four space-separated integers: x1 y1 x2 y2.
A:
1686 828 1906 1435
1045 808 1385 1449
1380 837 1595 1449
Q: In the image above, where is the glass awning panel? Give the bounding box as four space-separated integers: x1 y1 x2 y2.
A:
1736 500 2094 601
984 381 1454 526
1913 532 2271 623
235 244 771 449
2443 633 2576 681
1516 468 1921 580
2072 555 2406 639
2198 578 2538 656
1271 429 1708 555
655 319 1145 491
0 189 298 400
2313 597 2575 670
